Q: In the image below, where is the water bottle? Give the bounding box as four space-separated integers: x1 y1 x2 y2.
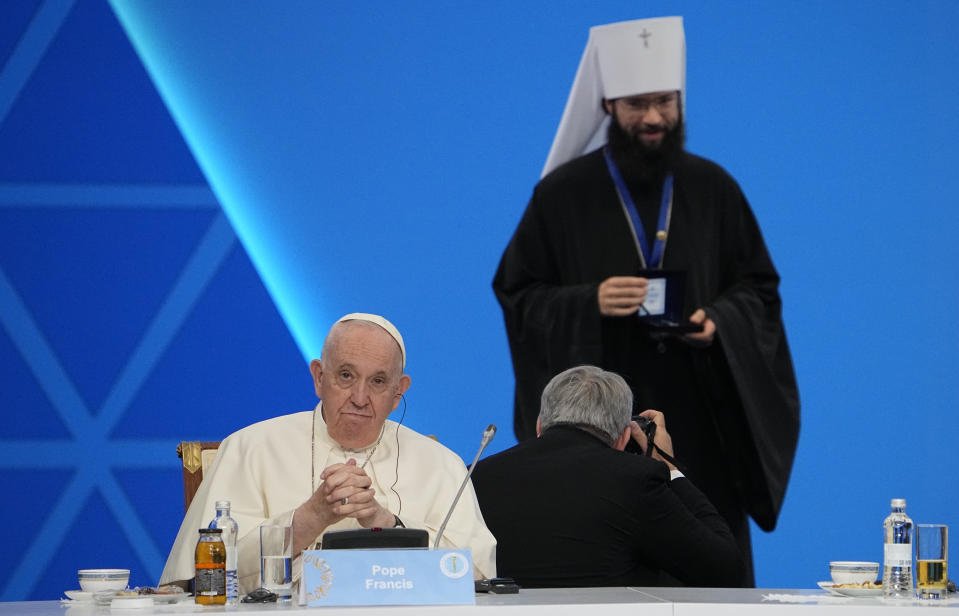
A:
209 500 239 604
882 498 914 599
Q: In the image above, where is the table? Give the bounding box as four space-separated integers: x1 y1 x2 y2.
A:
2 587 957 615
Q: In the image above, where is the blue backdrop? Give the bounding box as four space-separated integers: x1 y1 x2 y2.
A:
1 0 957 599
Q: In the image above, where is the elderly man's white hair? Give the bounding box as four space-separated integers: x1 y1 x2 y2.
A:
538 365 632 445
323 312 406 369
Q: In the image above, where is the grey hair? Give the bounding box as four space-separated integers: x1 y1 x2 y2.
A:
538 365 632 446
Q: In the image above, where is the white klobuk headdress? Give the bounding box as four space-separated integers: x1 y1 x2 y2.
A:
541 16 686 177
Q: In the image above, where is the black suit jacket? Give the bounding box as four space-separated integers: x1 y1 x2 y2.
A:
471 425 745 588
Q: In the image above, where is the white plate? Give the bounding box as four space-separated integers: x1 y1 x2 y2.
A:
110 595 154 609
64 590 94 601
93 591 124 606
151 592 190 604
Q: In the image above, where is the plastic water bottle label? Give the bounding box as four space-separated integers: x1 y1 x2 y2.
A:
884 543 911 567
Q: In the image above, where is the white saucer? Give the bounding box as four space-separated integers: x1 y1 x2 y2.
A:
818 581 881 597
817 581 844 596
834 585 882 598
64 590 94 602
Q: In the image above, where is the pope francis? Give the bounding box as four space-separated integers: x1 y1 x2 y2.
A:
159 313 497 594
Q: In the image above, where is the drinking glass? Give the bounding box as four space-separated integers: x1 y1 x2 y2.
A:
259 525 293 600
915 524 948 599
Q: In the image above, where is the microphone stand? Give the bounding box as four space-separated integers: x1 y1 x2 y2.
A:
432 425 496 550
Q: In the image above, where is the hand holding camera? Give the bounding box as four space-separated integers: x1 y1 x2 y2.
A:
628 410 678 471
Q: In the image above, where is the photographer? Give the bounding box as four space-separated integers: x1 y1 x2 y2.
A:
471 365 744 588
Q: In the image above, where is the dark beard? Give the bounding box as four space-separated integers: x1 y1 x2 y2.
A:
606 112 685 185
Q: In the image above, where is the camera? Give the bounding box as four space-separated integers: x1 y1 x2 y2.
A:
632 415 656 439
627 414 657 456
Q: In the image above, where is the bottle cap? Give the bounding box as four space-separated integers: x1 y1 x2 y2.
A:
891 498 906 508
214 500 231 509
199 528 223 533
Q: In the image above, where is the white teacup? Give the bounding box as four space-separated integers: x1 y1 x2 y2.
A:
78 569 130 593
829 561 879 585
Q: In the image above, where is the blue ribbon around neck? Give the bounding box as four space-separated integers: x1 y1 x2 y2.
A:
603 147 673 269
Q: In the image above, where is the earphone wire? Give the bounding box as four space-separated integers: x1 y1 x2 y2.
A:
389 394 407 515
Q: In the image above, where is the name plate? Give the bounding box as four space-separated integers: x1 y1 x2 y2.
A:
302 549 474 606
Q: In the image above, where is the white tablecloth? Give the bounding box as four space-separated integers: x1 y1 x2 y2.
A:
4 587 957 615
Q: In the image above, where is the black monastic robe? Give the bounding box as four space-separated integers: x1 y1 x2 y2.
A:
493 148 800 585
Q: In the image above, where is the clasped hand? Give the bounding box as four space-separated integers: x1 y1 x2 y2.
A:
293 459 395 553
310 459 393 529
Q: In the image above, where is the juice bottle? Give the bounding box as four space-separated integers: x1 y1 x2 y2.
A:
195 528 226 605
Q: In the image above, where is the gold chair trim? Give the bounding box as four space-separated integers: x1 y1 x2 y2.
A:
180 442 202 474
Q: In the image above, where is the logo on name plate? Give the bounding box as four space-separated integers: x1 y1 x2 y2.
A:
303 554 333 601
439 552 470 579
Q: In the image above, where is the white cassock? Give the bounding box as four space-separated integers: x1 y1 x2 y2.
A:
159 402 497 592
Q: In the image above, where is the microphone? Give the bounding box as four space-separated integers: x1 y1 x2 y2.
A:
432 424 496 550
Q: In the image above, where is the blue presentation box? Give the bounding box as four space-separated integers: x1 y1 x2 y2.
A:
302 548 474 606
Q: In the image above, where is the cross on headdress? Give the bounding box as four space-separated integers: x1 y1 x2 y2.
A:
639 28 652 48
